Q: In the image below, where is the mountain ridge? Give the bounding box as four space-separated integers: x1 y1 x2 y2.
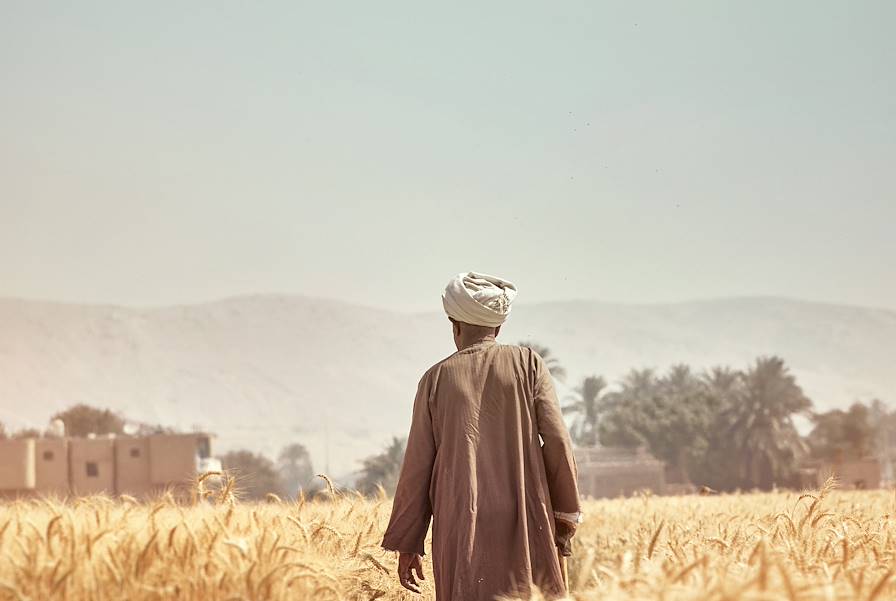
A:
1 294 893 478
3 293 895 316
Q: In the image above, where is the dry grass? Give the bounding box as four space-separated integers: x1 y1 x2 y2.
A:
1 478 895 600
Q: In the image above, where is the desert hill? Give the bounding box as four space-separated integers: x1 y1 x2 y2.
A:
1 295 893 478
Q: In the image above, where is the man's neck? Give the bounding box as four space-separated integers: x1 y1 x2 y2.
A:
457 333 496 351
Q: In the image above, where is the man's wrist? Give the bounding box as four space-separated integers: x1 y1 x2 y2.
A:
553 510 583 525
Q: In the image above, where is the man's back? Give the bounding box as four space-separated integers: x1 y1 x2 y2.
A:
383 339 579 600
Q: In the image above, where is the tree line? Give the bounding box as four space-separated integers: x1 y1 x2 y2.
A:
7 344 890 498
539 344 893 492
354 343 895 495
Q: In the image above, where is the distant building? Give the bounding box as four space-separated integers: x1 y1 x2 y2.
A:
0 439 35 493
0 433 220 499
798 456 882 490
575 445 666 498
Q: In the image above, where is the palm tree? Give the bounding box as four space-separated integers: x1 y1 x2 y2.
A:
717 356 811 490
657 364 712 484
699 366 747 490
518 341 566 382
563 375 608 447
619 368 658 398
703 366 741 399
595 368 658 449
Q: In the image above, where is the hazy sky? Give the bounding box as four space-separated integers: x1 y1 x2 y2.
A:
2 1 894 311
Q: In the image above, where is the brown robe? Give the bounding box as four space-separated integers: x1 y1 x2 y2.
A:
382 338 580 600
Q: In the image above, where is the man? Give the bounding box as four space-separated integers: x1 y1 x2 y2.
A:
382 272 581 600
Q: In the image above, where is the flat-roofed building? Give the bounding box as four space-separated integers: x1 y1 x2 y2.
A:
800 457 882 490
829 457 881 489
0 432 218 498
576 445 666 498
70 437 115 495
0 439 36 497
148 433 214 494
795 455 883 491
34 438 69 497
114 436 152 497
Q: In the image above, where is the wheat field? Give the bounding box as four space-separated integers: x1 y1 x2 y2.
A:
1 478 895 600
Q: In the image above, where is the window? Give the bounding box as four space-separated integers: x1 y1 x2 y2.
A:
86 462 99 477
43 450 54 461
197 436 211 459
130 448 140 458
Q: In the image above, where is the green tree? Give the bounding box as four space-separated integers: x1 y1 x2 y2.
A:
808 402 876 461
704 366 742 402
598 366 724 485
699 366 748 491
563 375 608 447
356 437 406 496
659 365 727 484
221 450 284 500
52 404 125 437
716 356 812 490
517 341 566 382
13 427 43 439
597 368 658 449
277 443 315 498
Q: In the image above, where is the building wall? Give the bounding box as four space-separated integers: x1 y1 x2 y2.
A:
148 434 202 486
575 446 667 498
821 458 881 489
578 463 666 498
115 437 152 496
34 438 69 496
0 439 36 492
0 433 214 498
70 438 115 495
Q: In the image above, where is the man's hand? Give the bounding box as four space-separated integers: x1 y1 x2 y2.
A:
555 518 577 557
397 552 425 594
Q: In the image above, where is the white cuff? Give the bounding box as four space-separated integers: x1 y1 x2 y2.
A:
553 510 583 525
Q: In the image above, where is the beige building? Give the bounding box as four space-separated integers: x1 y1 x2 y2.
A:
0 433 217 499
149 433 211 486
575 445 666 498
35 438 69 496
70 437 116 495
799 456 882 490
0 439 36 495
115 436 152 497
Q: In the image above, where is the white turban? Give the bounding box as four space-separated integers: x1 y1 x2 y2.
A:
441 272 517 327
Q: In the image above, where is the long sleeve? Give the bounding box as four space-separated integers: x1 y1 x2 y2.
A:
533 354 581 515
381 374 436 555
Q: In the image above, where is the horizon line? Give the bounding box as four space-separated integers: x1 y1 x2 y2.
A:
1 292 894 315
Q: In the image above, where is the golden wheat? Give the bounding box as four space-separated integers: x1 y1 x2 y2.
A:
1 479 895 600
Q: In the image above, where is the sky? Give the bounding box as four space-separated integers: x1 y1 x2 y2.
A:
1 1 894 312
